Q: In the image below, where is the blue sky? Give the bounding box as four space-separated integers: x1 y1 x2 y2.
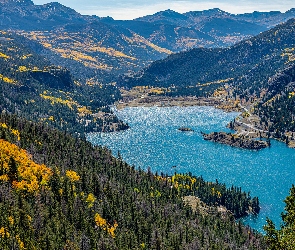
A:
33 0 295 20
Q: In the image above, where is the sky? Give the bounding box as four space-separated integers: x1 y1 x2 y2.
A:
32 0 295 20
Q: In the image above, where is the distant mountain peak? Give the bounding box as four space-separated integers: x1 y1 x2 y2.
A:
158 9 187 18
42 1 72 7
160 9 181 14
134 9 188 23
205 8 231 16
184 8 230 18
286 8 295 13
207 8 226 13
41 1 78 13
43 1 63 6
0 0 33 5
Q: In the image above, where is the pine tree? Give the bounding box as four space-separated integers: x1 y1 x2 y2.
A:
264 185 295 249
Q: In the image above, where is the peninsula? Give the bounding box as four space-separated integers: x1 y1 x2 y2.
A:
202 131 270 150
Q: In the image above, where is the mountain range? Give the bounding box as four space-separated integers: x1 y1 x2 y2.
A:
121 18 295 91
1 0 295 84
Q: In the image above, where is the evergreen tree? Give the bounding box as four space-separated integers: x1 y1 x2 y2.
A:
264 185 295 249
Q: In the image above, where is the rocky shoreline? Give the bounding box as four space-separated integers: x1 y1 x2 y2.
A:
202 131 270 150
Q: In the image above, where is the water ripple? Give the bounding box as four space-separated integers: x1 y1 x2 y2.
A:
87 106 295 232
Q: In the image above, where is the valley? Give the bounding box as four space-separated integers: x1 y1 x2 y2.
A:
0 0 295 248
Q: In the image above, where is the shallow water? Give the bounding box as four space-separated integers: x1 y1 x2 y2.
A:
87 106 295 232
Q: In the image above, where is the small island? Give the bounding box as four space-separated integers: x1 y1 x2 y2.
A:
202 131 270 150
178 127 194 132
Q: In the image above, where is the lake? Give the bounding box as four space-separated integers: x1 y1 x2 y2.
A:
87 106 295 232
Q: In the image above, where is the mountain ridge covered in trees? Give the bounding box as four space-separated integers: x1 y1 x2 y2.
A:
1 0 295 84
0 111 266 249
254 63 295 141
120 18 295 94
0 30 128 134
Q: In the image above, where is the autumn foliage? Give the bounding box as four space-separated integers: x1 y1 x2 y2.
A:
94 213 118 238
0 113 266 249
0 139 52 193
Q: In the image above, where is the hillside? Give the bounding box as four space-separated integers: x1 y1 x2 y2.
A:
132 8 265 49
236 8 295 28
120 18 295 98
0 0 88 30
132 8 295 50
255 63 295 141
0 0 172 83
1 0 294 85
0 112 266 249
18 22 172 84
0 30 128 134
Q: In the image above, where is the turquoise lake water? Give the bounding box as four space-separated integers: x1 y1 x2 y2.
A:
87 106 295 232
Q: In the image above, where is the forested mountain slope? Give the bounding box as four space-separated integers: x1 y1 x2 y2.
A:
0 30 128 134
255 63 295 138
18 21 172 84
132 9 265 50
0 0 88 30
1 0 295 84
0 112 266 249
132 8 295 50
236 8 295 28
0 0 172 83
120 18 295 98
